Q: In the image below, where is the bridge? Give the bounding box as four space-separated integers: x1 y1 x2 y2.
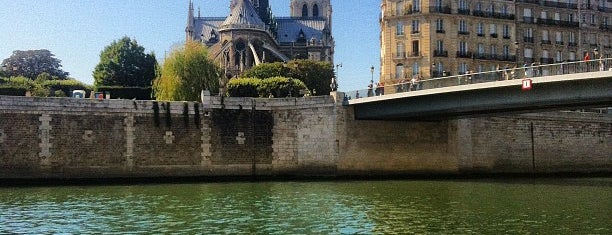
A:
345 59 612 121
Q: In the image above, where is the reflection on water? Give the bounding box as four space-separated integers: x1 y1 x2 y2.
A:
0 178 610 234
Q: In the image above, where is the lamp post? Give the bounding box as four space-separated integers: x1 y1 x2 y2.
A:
333 63 342 92
514 41 520 67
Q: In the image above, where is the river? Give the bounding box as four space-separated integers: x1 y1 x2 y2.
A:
0 178 610 234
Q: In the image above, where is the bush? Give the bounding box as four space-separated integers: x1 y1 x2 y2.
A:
42 79 91 96
227 78 261 97
96 86 153 100
0 86 27 96
259 76 307 98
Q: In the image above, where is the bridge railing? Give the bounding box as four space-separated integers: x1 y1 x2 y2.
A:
346 58 612 100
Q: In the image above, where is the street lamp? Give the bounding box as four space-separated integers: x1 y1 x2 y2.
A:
514 41 520 66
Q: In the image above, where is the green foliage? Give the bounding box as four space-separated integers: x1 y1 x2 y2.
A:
93 36 157 87
96 86 153 100
258 76 307 98
226 76 308 98
226 78 261 98
0 76 90 97
153 41 221 101
53 90 67 97
241 63 289 79
1 49 69 79
241 60 334 95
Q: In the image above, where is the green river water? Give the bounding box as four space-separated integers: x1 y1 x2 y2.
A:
0 178 610 234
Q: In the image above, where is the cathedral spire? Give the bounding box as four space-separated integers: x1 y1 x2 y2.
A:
185 0 195 41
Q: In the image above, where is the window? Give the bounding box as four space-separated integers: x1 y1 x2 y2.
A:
313 4 319 17
459 20 468 33
395 64 404 79
412 0 421 12
490 24 497 34
434 0 443 8
542 30 549 41
411 20 420 33
556 51 562 62
396 22 404 36
302 4 309 17
491 45 497 55
459 41 468 53
569 32 575 43
569 51 576 61
540 11 547 20
436 19 444 32
436 63 444 73
459 63 468 74
459 0 468 10
503 25 510 38
591 15 596 25
412 62 420 76
476 2 482 11
489 4 495 14
542 50 549 59
412 40 420 56
477 22 484 35
569 13 575 22
524 8 532 17
555 31 562 43
524 48 533 59
502 5 509 15
503 45 510 56
478 43 485 56
396 43 405 57
478 65 484 72
396 0 404 15
554 12 560 21
436 40 444 51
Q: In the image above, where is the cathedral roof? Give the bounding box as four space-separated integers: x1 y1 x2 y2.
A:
196 17 225 43
220 0 266 31
276 18 327 44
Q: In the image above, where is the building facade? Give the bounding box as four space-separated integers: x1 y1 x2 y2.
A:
380 0 612 85
186 0 334 78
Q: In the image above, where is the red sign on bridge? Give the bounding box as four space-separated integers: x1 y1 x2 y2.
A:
522 79 533 91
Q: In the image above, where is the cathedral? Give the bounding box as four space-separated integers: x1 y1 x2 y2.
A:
186 0 335 77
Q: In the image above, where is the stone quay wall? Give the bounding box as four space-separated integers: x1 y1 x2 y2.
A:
0 94 610 180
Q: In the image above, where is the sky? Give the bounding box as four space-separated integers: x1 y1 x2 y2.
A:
0 0 381 92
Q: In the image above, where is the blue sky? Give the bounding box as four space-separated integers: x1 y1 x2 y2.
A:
0 0 380 92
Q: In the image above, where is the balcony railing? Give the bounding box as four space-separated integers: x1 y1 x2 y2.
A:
523 16 535 24
503 35 511 39
541 40 552 45
434 50 448 57
490 33 498 38
458 9 470 15
429 6 451 14
346 58 612 101
555 41 564 45
517 0 539 4
600 25 612 31
524 37 535 43
393 53 406 59
599 6 612 13
456 51 473 58
568 42 578 47
540 58 554 64
477 33 485 37
436 29 446 34
458 31 470 35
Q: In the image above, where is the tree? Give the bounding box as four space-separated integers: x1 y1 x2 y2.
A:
153 41 221 101
93 37 157 87
1 49 69 79
242 60 334 95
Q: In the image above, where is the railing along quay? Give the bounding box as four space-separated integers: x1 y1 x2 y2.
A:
345 58 612 100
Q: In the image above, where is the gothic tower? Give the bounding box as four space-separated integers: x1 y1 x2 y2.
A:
290 0 332 31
